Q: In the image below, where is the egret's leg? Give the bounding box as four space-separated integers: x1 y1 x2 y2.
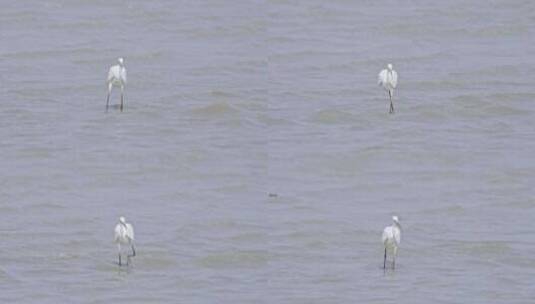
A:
389 91 394 114
120 85 124 111
106 83 112 109
117 244 122 266
383 248 387 269
392 247 397 269
127 244 136 266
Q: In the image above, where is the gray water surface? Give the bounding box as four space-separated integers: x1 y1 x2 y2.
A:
1 1 535 303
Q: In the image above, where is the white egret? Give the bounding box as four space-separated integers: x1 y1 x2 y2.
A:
382 215 401 269
106 57 127 110
378 63 398 114
114 216 135 266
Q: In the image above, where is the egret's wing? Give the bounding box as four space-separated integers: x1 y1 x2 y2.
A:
391 70 398 88
394 227 401 245
381 227 391 244
121 68 127 85
126 223 134 241
378 69 387 85
107 67 114 82
114 224 122 242
108 65 119 82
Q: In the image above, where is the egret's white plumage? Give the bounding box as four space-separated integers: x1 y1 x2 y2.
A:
378 63 398 114
114 216 135 266
106 57 127 110
382 215 401 269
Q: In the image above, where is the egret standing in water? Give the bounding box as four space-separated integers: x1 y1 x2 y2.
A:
106 57 127 111
378 63 398 114
382 215 401 269
114 216 135 266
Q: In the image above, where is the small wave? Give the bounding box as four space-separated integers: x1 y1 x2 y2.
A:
311 109 355 124
487 92 535 103
196 250 269 269
191 102 240 118
421 205 465 216
466 241 512 256
475 25 528 37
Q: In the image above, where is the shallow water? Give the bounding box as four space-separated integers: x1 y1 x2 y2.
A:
1 1 535 303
